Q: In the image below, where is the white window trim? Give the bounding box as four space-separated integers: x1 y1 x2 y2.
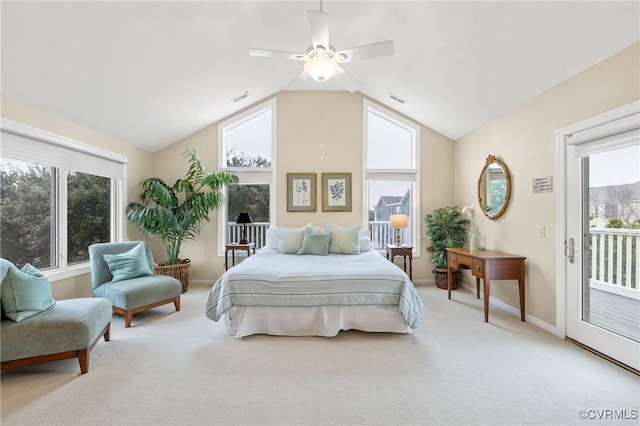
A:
216 98 277 256
0 118 127 281
362 99 421 255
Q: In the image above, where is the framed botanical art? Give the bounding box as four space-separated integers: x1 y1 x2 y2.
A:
286 173 317 212
322 172 352 212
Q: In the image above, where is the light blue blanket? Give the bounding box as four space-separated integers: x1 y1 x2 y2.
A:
204 249 424 328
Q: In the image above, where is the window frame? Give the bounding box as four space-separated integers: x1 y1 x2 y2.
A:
0 118 127 281
362 99 421 255
216 98 277 255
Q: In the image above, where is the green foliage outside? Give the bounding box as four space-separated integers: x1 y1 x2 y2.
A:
0 163 110 269
225 148 270 223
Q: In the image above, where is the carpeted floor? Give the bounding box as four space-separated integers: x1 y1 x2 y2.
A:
1 284 638 425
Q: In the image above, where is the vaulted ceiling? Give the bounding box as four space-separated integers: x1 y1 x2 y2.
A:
2 1 638 152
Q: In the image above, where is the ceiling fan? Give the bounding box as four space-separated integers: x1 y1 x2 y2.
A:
249 4 394 92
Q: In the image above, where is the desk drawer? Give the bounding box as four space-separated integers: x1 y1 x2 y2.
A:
471 260 484 277
449 253 471 269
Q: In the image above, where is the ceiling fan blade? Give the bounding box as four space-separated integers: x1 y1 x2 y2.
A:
308 10 330 50
249 48 307 61
332 65 361 93
336 40 394 63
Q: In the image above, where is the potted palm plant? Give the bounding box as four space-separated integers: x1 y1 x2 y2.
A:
425 206 470 290
126 149 238 292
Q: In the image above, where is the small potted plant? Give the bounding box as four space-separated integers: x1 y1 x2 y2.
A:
425 206 470 289
126 149 238 292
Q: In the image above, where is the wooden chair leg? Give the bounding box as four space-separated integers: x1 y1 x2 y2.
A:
78 348 89 374
174 296 181 312
103 324 111 342
124 311 133 328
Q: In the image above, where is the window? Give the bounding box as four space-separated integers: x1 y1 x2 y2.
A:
0 119 127 280
363 100 420 253
218 99 276 251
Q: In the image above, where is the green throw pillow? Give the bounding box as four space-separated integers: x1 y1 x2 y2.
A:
103 243 153 282
1 263 56 322
324 223 360 255
276 227 305 254
297 228 332 255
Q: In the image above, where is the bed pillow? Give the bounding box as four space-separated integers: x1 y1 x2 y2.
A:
324 223 360 255
265 226 278 250
1 263 56 322
276 227 306 254
103 243 154 282
359 230 372 251
297 228 332 255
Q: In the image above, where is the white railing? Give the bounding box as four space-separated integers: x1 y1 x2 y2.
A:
227 222 270 248
226 221 398 250
589 228 639 299
369 221 401 249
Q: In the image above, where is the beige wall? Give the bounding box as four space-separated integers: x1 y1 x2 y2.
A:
153 90 455 283
1 96 155 300
453 42 640 327
7 41 635 328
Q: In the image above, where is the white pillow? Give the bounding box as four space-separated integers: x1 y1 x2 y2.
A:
358 229 371 251
266 226 278 250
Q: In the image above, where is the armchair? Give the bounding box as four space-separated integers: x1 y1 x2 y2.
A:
89 241 181 328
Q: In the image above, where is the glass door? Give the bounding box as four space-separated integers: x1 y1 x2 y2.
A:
566 140 639 371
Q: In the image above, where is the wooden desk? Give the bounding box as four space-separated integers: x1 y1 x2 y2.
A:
446 247 526 323
225 243 255 270
386 244 413 280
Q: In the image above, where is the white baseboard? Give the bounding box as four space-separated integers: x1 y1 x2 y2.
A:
459 282 557 335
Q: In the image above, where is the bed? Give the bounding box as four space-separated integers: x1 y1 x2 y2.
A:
204 243 424 337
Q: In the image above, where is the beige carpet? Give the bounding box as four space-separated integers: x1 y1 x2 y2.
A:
1 284 638 425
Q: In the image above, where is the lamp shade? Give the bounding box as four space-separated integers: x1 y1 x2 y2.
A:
235 212 253 224
390 214 408 229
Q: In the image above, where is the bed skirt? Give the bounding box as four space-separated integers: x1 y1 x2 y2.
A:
224 305 412 337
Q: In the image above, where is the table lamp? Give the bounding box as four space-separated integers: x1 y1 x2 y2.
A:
235 212 253 244
390 214 408 246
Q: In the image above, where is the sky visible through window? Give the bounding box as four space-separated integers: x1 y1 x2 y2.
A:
225 110 272 163
589 145 639 187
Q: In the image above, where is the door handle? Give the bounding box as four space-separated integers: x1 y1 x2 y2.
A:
566 237 575 264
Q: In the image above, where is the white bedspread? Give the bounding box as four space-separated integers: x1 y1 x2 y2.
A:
204 249 424 328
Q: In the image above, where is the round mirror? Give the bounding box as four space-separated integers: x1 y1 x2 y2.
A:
477 155 511 220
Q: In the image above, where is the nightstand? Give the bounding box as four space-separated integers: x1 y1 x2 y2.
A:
386 244 413 280
225 243 256 270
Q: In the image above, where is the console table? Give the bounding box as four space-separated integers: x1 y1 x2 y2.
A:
446 247 526 322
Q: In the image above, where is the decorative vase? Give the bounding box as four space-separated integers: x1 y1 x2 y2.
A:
469 226 478 251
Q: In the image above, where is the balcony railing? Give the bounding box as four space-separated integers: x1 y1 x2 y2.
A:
589 228 639 299
226 221 401 250
227 222 270 248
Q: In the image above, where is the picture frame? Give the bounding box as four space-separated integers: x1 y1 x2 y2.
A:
322 172 352 212
286 173 317 212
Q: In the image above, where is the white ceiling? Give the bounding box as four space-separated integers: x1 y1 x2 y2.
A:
2 1 639 152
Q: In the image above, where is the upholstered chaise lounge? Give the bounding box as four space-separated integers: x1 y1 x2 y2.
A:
88 241 181 328
1 259 112 374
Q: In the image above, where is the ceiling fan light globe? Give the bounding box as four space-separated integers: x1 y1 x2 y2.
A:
304 55 339 82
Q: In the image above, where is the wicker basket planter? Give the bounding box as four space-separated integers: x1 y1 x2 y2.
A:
154 260 191 293
433 267 462 290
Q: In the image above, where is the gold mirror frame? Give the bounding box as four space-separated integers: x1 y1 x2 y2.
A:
477 155 512 220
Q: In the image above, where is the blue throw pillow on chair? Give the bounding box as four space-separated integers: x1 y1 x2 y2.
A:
1 262 56 322
103 243 154 282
